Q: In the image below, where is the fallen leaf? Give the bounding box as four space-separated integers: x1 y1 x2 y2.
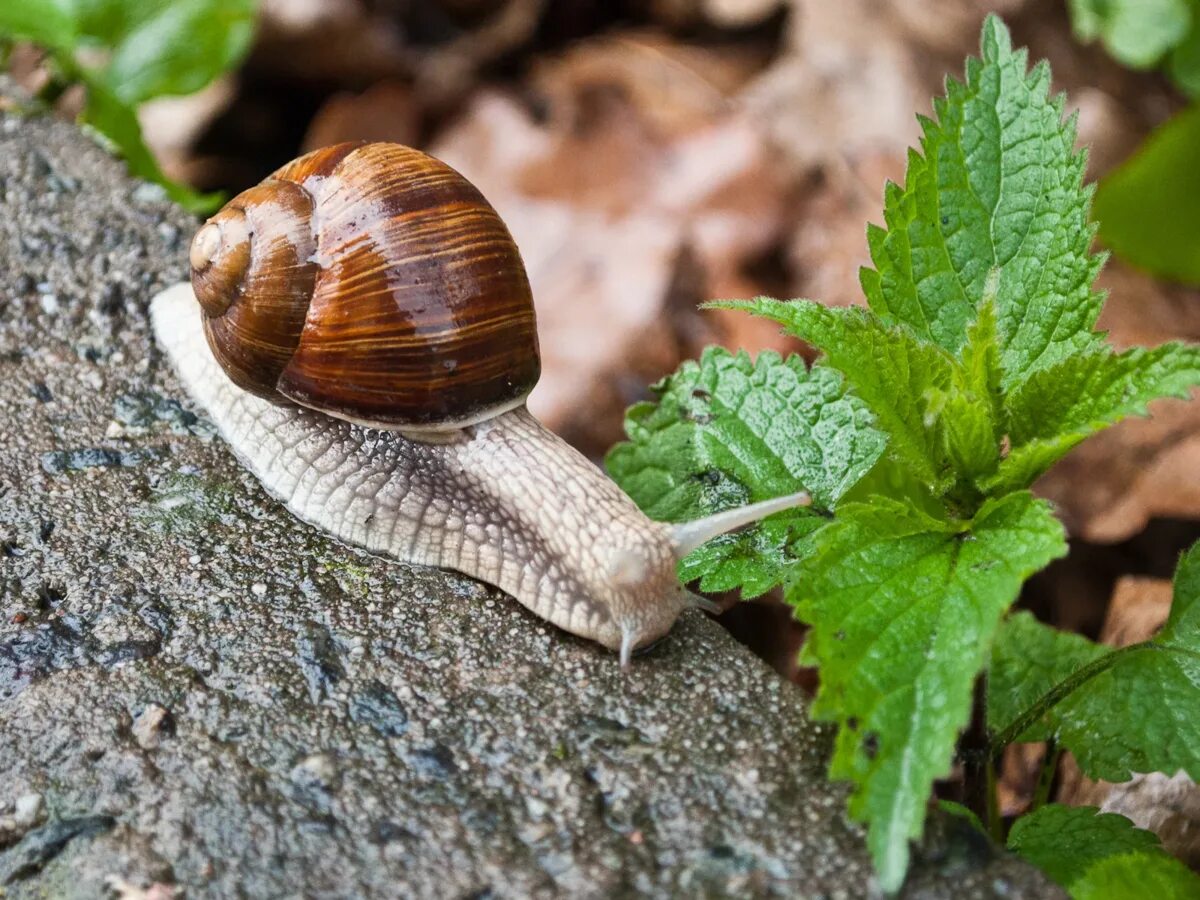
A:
431 34 795 453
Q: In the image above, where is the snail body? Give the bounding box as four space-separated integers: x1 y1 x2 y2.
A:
151 143 809 665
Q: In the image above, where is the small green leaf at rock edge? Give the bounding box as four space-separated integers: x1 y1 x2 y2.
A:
935 800 985 836
105 0 256 104
1008 804 1200 899
788 491 1066 891
0 0 254 214
605 347 885 597
0 0 76 49
860 16 1102 387
1095 104 1200 285
988 545 1200 782
81 74 223 213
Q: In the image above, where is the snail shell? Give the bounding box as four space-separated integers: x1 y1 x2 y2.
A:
189 141 540 432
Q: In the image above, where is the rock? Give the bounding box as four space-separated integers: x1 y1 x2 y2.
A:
131 703 174 749
0 104 1059 897
13 794 43 829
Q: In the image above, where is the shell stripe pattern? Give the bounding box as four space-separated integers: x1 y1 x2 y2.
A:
275 143 541 428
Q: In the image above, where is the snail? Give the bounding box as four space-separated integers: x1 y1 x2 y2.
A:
149 142 810 667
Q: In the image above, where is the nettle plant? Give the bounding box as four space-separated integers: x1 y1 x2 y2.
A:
608 17 1200 894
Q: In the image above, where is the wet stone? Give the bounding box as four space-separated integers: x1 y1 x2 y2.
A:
0 816 115 884
40 447 161 475
0 99 1062 897
349 679 409 737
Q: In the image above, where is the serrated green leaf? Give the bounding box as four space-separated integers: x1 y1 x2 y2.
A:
1095 104 1200 285
1009 804 1200 899
959 297 1003 419
1070 849 1200 899
989 546 1200 782
987 610 1107 739
606 347 885 596
81 73 222 213
938 392 995 485
861 16 1103 387
607 347 886 516
720 298 955 488
837 453 947 524
938 304 1002 478
105 0 256 104
1069 0 1192 69
0 0 77 48
678 509 823 599
789 490 1066 891
986 343 1200 492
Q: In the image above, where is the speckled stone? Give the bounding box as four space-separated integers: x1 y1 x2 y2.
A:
0 100 1063 899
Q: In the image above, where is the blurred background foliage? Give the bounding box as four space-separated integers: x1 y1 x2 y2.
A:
2 0 1199 869
0 0 255 209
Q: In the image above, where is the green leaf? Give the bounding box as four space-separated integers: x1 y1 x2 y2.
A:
987 343 1200 492
1070 849 1200 900
1009 804 1200 899
1168 13 1200 95
860 16 1102 387
939 300 1004 481
987 610 1107 741
1008 805 1162 886
1095 104 1200 285
789 491 1066 891
988 545 1200 782
0 0 77 48
606 347 885 596
105 0 256 104
958 296 1003 422
1069 0 1192 69
936 800 986 836
70 0 169 44
720 298 955 488
678 509 823 599
81 73 222 213
0 0 244 212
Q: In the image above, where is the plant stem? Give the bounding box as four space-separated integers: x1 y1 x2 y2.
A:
1031 740 1060 812
990 641 1154 750
962 673 992 828
985 752 1002 844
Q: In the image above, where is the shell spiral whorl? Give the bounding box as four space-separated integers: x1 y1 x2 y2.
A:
190 142 541 432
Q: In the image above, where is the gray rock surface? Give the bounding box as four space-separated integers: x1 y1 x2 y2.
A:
0 105 1062 898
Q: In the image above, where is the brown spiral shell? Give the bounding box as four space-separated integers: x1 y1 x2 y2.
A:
189 142 540 431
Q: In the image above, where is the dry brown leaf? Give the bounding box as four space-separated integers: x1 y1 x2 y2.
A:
431 35 794 453
255 0 410 85
998 742 1046 818
256 0 544 106
301 81 420 152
